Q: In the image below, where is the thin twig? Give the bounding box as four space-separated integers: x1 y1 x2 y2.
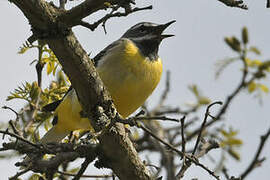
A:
240 127 270 179
9 168 30 180
80 5 152 32
133 116 180 123
175 159 191 180
2 106 19 121
175 116 190 179
116 115 180 127
58 171 113 178
72 158 92 180
155 106 199 116
186 48 249 141
139 125 183 156
59 0 66 9
139 125 220 180
180 116 186 157
0 130 41 149
222 167 230 180
8 120 20 135
192 101 222 155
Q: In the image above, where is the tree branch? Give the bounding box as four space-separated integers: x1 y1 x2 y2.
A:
240 127 270 179
9 0 153 179
217 0 248 9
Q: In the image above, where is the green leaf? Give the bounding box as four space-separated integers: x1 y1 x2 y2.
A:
242 26 248 44
18 46 29 54
259 84 269 93
228 148 241 161
189 84 199 97
198 97 211 105
248 81 257 93
226 138 243 146
249 46 261 55
47 62 54 75
259 61 270 71
29 82 40 101
29 173 42 180
224 36 241 52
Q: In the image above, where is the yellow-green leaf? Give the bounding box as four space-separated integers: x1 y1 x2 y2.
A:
228 148 241 161
104 2 112 7
244 58 252 67
224 37 241 52
259 61 270 71
248 81 257 93
221 129 229 137
226 138 243 146
29 174 42 180
242 26 248 44
251 59 262 67
259 84 269 93
18 47 29 54
47 62 54 75
30 82 39 100
249 46 261 55
198 97 211 105
132 129 140 140
189 84 199 97
68 167 80 174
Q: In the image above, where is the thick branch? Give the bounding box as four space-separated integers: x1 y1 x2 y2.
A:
10 0 152 179
58 0 109 26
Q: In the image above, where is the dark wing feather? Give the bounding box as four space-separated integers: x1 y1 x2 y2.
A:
43 39 123 112
42 86 73 112
93 39 123 67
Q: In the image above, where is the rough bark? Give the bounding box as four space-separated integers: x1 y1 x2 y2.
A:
10 0 152 179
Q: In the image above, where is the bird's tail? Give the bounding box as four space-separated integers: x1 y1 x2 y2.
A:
40 126 69 144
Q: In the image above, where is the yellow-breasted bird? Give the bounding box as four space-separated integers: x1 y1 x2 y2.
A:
40 20 175 143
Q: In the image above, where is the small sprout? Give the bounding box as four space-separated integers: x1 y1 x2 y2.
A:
254 71 266 79
220 128 242 161
228 148 241 161
249 46 261 55
248 81 257 93
29 81 40 101
259 61 270 71
242 27 248 44
188 85 211 107
259 84 269 93
104 2 112 8
198 97 211 105
247 82 269 94
189 84 199 97
224 36 241 52
46 61 55 75
245 58 262 67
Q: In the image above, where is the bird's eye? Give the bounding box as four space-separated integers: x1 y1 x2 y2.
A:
139 25 147 33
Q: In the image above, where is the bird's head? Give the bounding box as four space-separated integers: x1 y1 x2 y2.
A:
122 20 176 60
122 20 176 41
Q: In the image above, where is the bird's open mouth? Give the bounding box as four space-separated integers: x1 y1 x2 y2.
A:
158 20 176 39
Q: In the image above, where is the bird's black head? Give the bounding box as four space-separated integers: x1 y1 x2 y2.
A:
122 20 175 60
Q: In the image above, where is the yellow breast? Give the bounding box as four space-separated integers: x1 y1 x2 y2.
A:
97 39 163 117
54 39 162 132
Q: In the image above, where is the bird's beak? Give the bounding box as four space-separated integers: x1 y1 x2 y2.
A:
156 20 176 39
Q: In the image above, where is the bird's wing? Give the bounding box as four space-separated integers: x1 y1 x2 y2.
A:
42 86 73 112
43 39 124 112
93 39 124 67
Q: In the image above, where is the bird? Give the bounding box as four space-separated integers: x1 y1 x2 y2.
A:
40 20 175 143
